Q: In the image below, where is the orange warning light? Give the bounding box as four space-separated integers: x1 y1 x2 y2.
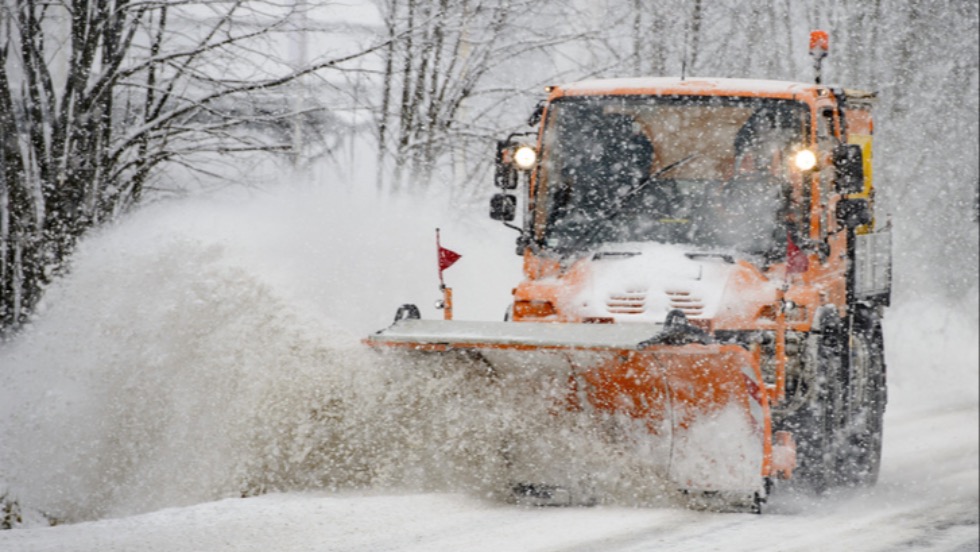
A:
809 30 829 58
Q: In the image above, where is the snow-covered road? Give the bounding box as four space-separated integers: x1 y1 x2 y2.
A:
2 382 975 552
2 396 976 552
1 191 976 551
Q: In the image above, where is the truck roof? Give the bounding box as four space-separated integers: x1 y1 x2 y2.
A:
552 77 821 100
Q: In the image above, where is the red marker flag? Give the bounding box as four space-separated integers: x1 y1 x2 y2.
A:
439 246 461 273
786 231 809 276
436 229 461 285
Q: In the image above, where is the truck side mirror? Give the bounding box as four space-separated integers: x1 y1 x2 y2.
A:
833 144 865 194
490 193 517 221
528 101 545 127
494 141 518 190
836 198 872 229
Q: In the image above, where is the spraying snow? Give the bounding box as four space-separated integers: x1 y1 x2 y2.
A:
0 187 694 522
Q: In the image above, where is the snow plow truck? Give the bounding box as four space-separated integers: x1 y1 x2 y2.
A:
366 38 892 513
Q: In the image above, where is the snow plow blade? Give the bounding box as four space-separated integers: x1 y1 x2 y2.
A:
365 319 777 504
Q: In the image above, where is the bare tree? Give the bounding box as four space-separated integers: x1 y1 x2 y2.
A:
372 0 621 198
375 0 517 193
0 0 392 334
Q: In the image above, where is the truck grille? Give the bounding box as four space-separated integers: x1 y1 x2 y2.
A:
666 290 704 316
606 290 647 314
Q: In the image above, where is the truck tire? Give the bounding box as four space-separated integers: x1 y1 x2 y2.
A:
837 312 886 487
787 317 846 493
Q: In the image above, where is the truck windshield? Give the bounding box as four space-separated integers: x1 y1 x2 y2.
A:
534 95 810 259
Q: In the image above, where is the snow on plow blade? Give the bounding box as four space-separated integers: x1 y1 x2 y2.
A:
365 320 770 500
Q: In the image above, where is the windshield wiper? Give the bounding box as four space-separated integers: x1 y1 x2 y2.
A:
577 154 700 248
635 153 700 195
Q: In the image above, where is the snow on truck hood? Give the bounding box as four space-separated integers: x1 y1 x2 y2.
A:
568 242 766 323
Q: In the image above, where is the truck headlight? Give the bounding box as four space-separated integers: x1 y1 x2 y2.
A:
793 149 817 171
513 146 537 170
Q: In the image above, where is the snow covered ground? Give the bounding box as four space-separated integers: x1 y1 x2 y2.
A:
1 187 977 551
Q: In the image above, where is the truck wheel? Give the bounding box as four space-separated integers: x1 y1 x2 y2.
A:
788 319 846 493
837 314 885 487
393 304 421 323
